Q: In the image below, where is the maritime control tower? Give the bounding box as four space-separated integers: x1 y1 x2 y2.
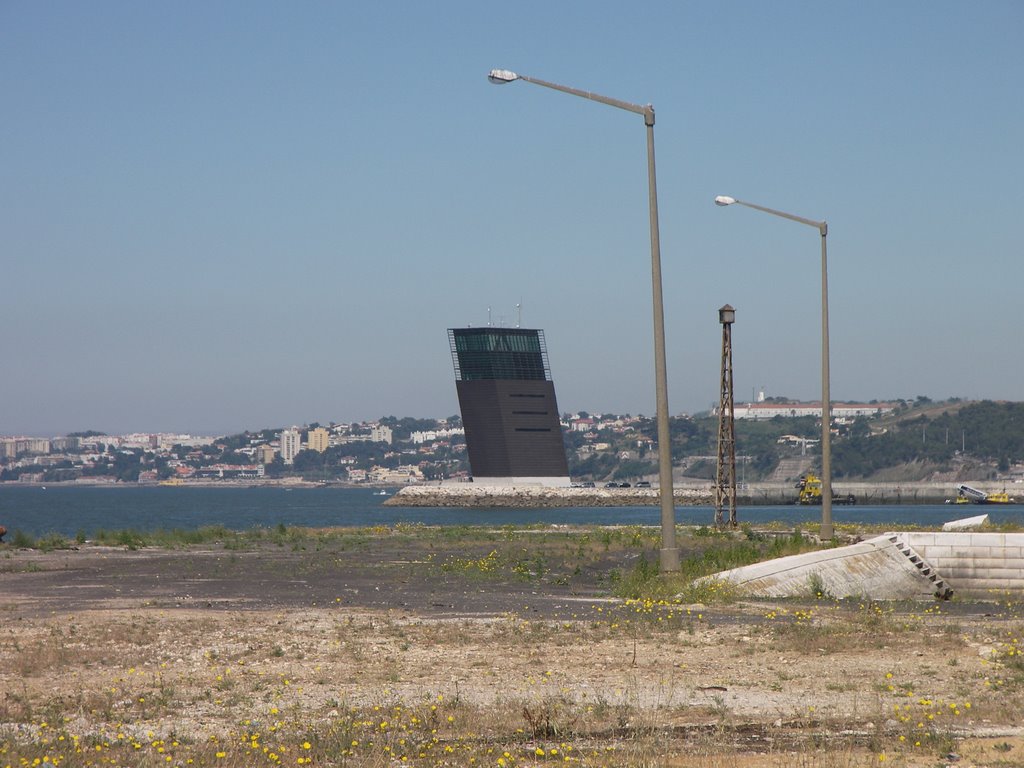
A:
448 327 570 487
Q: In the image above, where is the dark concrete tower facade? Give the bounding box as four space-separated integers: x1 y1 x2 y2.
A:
448 327 569 486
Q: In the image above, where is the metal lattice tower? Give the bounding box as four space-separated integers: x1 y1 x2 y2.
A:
715 305 738 528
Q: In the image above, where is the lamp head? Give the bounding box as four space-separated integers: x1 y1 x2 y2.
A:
714 196 736 207
488 69 519 84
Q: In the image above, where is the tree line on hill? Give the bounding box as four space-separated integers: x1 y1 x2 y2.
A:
829 399 1024 479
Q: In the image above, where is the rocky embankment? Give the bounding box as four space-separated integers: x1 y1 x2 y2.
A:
384 485 713 508
384 480 990 507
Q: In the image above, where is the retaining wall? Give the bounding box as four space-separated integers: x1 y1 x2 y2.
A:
903 532 1024 596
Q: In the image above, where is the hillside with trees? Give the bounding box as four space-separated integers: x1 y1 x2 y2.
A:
565 399 1024 484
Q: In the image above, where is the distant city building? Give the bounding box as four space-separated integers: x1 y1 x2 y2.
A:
194 464 265 480
155 434 215 450
369 464 424 483
0 437 51 457
724 401 897 421
256 444 276 465
120 433 160 449
448 326 570 487
307 427 329 453
280 428 301 465
49 436 81 452
410 428 465 444
370 425 393 445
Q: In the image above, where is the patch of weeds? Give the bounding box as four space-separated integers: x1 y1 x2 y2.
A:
807 571 835 600
511 554 547 582
521 696 578 739
608 553 659 599
439 549 503 579
11 529 37 549
36 532 72 552
674 577 740 605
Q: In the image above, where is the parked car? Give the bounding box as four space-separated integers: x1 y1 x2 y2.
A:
635 481 651 488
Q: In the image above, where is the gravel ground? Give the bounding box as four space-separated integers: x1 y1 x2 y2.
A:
3 530 1024 767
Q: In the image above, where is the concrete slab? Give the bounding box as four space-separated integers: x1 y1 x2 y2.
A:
703 532 1024 600
942 514 989 531
701 535 941 600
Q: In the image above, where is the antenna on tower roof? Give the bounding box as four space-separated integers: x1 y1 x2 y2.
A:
487 306 492 326
515 301 522 328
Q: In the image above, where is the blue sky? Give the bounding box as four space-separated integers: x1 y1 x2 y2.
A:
3 1 1022 436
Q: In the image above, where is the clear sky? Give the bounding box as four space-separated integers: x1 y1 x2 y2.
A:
3 1 1022 437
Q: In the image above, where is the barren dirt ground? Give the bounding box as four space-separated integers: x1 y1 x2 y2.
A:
2 527 1024 767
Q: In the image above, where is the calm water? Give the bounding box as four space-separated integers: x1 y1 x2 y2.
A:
1 485 1022 538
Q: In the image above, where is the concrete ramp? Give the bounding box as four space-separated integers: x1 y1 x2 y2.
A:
704 534 949 600
705 532 1024 600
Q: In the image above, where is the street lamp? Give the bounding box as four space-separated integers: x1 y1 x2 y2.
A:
489 68 680 571
714 195 834 540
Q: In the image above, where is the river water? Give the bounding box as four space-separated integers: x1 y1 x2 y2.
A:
3 485 1022 538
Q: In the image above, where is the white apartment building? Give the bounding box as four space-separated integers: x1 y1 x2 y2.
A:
280 428 301 464
370 425 393 445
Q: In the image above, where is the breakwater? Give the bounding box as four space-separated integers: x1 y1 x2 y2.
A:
387 485 712 508
386 480 986 508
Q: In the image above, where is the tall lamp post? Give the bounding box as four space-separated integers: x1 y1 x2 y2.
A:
489 69 679 571
714 195 834 540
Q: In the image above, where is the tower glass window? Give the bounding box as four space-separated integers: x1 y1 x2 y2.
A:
449 328 551 381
